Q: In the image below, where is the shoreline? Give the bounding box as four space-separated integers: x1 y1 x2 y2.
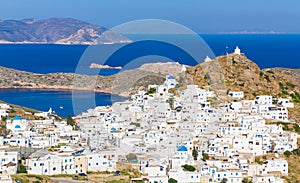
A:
0 86 114 95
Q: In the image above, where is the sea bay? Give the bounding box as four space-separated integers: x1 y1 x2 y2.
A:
1 34 300 117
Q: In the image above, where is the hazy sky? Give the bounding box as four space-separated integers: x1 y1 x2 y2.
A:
1 0 300 33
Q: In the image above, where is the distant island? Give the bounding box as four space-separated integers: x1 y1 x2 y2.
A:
0 18 131 45
89 63 122 70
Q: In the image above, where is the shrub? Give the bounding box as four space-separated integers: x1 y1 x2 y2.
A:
255 157 264 165
192 147 198 160
146 87 156 95
169 178 178 183
221 178 228 183
293 124 300 133
259 71 264 78
279 82 285 90
264 75 271 82
242 177 253 183
292 148 300 156
286 82 296 88
17 164 27 173
284 150 292 158
204 73 210 81
202 153 209 161
182 164 196 172
67 114 76 126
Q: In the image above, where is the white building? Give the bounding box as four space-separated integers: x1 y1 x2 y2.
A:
6 116 27 134
234 46 241 55
164 75 177 89
276 98 294 108
0 170 13 183
86 150 118 172
255 96 273 105
228 91 244 99
0 151 18 175
264 158 288 175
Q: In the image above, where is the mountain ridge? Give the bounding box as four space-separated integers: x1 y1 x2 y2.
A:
0 18 131 45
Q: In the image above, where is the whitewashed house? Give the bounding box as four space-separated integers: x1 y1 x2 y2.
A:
264 158 288 175
86 150 117 172
228 91 244 99
0 151 18 175
255 96 273 105
276 98 294 108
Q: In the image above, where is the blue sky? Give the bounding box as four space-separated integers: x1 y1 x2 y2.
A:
1 0 300 33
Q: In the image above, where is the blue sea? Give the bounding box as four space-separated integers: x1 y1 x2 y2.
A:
0 89 126 117
0 34 300 117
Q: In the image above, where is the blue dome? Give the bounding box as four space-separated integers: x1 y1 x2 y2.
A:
14 116 21 120
177 146 188 151
110 127 116 131
15 125 21 129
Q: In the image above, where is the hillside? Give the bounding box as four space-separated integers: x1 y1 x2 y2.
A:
0 18 131 44
0 64 171 96
186 53 300 122
270 68 300 85
187 53 299 99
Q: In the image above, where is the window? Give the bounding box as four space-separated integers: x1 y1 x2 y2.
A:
34 163 36 167
96 163 99 166
53 167 56 171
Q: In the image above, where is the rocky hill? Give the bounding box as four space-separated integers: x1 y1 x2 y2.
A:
184 53 300 122
187 53 300 100
0 18 131 44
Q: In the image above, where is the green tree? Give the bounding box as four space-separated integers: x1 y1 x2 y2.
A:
221 178 228 183
192 147 198 160
17 164 27 173
284 150 292 158
182 164 196 172
168 178 178 183
202 153 209 161
145 87 156 95
242 177 253 183
67 114 76 126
